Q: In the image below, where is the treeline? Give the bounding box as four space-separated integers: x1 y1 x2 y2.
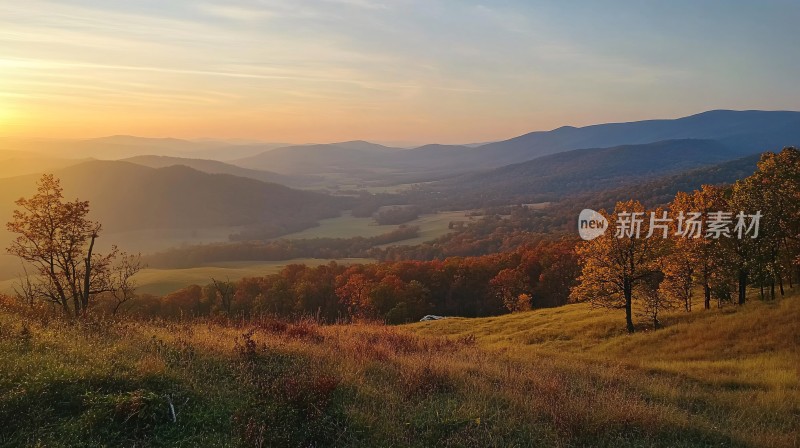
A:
145 225 420 268
571 148 800 332
374 206 420 225
118 238 579 323
378 207 554 261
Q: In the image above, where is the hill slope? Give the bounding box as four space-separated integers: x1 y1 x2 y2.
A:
123 155 301 186
0 292 796 446
0 160 344 232
233 141 408 174
433 139 739 203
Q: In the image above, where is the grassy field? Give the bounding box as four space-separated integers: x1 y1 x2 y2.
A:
277 210 473 242
0 292 797 447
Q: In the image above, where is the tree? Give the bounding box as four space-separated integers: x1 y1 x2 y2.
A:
490 268 529 312
335 273 376 318
637 272 676 329
570 201 665 333
6 174 141 317
664 186 728 310
211 277 236 315
730 147 800 302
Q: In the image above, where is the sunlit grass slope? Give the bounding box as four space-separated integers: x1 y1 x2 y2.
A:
0 291 797 447
411 291 800 447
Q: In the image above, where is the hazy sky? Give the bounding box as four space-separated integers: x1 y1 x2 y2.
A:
1 0 798 144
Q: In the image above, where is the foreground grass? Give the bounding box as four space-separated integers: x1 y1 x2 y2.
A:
0 292 798 447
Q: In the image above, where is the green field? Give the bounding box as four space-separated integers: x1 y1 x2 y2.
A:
100 226 245 254
277 210 474 242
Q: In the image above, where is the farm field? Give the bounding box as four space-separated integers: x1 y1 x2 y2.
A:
277 210 474 243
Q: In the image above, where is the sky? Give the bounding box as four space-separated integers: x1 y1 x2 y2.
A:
1 0 799 145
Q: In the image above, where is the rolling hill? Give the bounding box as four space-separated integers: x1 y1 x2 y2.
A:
0 160 345 233
233 140 408 174
0 151 87 178
0 136 289 161
433 139 739 201
1 288 795 446
123 155 303 187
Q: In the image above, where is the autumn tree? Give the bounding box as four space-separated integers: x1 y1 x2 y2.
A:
663 186 728 310
490 268 530 312
730 147 800 301
6 174 141 317
638 272 675 329
570 201 665 333
335 272 376 318
531 241 580 308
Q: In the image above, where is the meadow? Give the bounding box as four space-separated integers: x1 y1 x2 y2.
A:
275 210 472 242
0 290 796 447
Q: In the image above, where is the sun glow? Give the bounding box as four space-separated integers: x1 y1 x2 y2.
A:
0 104 13 131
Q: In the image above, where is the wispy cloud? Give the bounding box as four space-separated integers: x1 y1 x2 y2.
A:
1 0 798 142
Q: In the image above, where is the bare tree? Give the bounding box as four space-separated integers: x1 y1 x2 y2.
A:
110 254 144 315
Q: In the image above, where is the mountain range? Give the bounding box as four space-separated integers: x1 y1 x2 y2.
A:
0 108 797 238
432 138 738 202
225 110 800 180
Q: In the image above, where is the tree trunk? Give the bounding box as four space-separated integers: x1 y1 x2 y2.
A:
760 283 765 300
738 270 747 305
81 233 97 316
770 281 776 300
624 279 634 333
778 275 785 296
703 283 711 310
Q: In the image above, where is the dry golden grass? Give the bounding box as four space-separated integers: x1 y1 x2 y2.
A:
0 290 798 446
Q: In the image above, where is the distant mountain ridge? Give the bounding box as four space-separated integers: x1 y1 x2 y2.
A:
233 141 407 175
0 136 289 161
122 155 301 187
422 139 765 206
231 110 800 176
467 109 800 166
